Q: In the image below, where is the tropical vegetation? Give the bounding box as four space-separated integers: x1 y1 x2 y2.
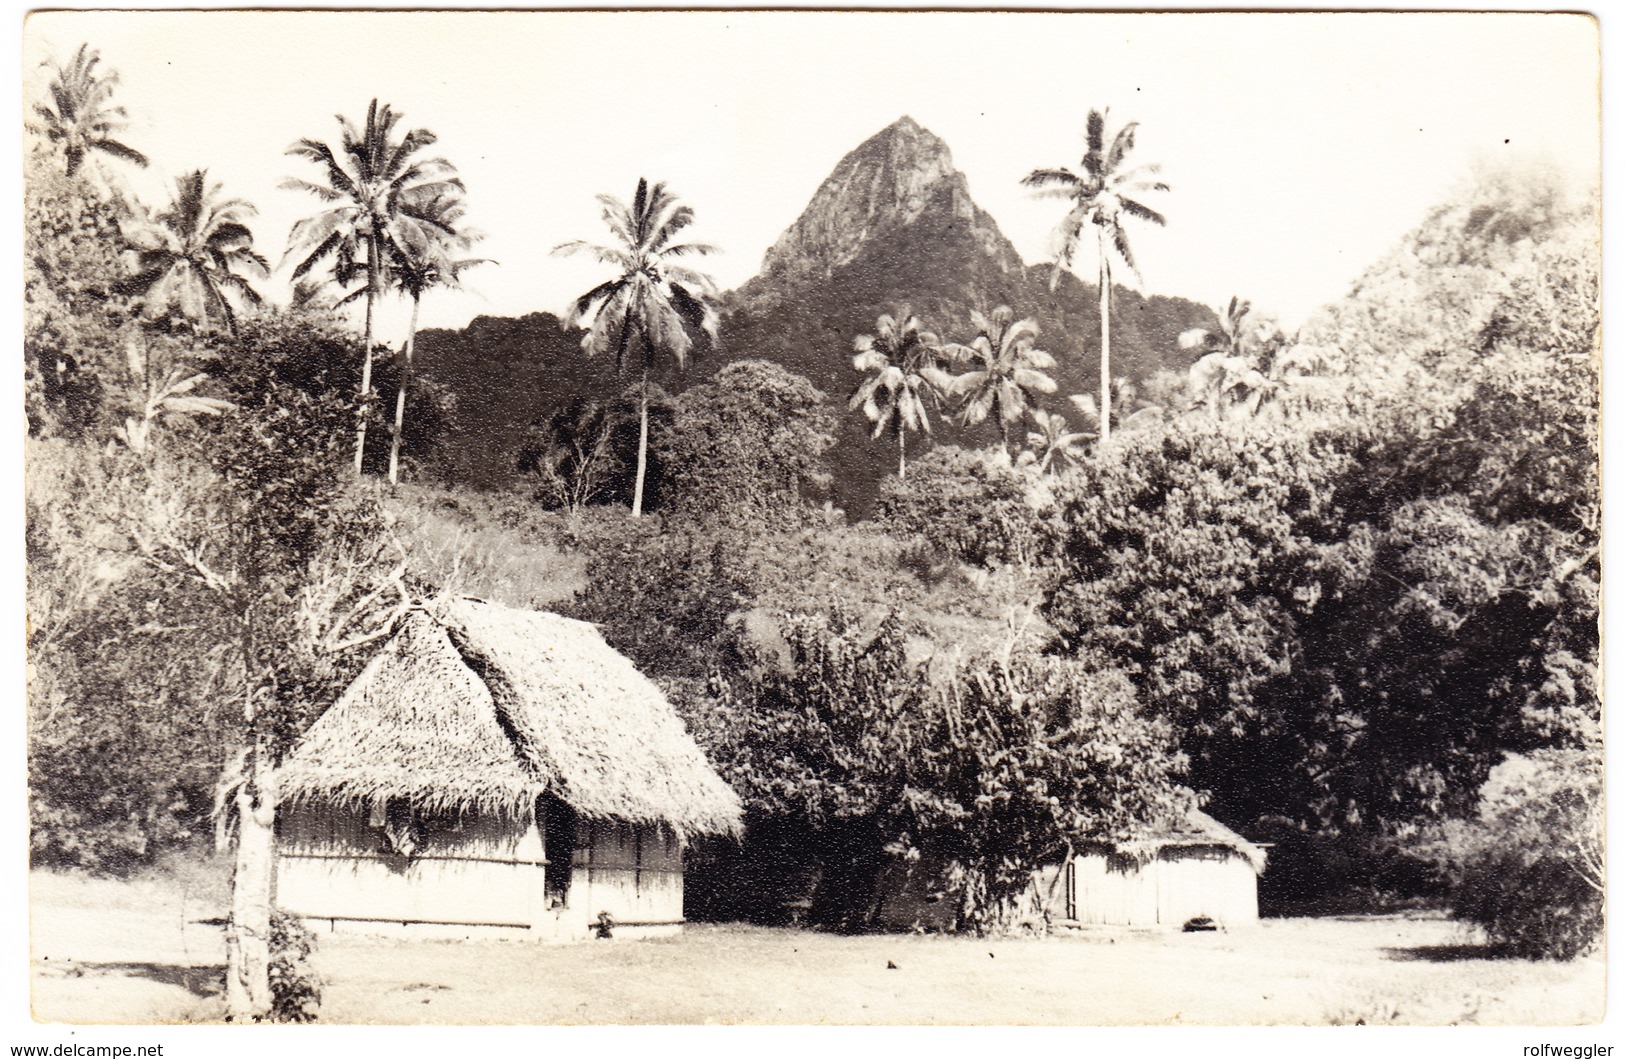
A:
23 40 1601 1027
1022 108 1168 446
553 178 721 516
848 308 953 479
283 99 466 474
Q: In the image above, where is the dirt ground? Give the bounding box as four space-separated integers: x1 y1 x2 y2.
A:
28 869 1604 1026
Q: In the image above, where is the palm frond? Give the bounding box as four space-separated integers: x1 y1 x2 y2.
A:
1118 197 1167 227
1021 167 1082 190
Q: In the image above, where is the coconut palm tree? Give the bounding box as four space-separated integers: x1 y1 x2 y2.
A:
282 99 464 475
30 44 148 178
1022 408 1093 475
383 189 488 487
117 170 268 332
849 309 953 480
1023 108 1168 448
1068 381 1164 439
940 306 1058 459
552 178 720 517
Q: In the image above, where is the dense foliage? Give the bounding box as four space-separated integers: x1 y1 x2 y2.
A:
1441 751 1602 959
687 613 1190 932
654 359 837 526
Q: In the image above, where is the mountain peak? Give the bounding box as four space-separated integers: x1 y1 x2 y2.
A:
753 117 1021 284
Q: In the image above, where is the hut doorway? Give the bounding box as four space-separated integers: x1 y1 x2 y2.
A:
543 797 578 909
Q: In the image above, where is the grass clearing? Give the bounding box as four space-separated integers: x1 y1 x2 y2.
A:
28 867 1603 1026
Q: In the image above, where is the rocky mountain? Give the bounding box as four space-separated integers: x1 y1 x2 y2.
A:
750 116 1025 293
724 116 1216 514
415 116 1217 509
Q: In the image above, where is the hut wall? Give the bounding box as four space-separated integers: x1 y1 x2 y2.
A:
1070 847 1258 929
563 820 684 936
279 803 546 939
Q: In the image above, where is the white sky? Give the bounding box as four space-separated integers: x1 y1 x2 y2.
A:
21 10 1599 339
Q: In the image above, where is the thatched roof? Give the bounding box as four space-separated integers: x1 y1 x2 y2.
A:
278 598 743 838
1104 811 1268 874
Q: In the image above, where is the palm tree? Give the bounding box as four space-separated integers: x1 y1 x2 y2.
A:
283 99 464 475
940 306 1058 459
1068 381 1163 439
117 170 268 332
1023 408 1093 475
1022 108 1168 447
30 44 148 177
849 309 953 480
384 189 488 487
552 178 719 517
1183 301 1328 419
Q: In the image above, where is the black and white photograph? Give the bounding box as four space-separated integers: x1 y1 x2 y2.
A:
16 5 1607 1040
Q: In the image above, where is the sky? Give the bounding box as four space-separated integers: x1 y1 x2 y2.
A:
21 9 1600 341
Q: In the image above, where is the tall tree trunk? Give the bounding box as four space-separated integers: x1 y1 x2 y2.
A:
388 294 421 488
1097 240 1112 448
897 425 907 480
631 370 650 517
225 737 276 1021
225 613 274 1022
353 253 381 476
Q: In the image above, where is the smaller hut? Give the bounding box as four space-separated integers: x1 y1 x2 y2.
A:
873 811 1266 933
1065 811 1267 929
276 597 742 941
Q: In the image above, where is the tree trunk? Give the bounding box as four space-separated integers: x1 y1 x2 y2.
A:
225 745 275 1021
387 295 421 488
631 370 650 517
897 426 907 480
1097 239 1112 448
353 253 381 476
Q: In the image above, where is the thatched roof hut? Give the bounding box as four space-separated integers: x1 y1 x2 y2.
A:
1064 809 1266 929
1110 810 1269 875
277 598 742 942
279 597 742 838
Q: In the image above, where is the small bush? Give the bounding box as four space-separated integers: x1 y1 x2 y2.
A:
1446 751 1602 960
268 909 322 1022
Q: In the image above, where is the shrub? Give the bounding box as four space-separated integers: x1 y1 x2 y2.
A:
1447 751 1602 959
268 909 322 1022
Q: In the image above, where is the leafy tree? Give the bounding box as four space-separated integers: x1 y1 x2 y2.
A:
29 43 148 178
125 322 406 1020
848 309 953 479
118 169 269 332
383 188 487 486
283 98 464 474
940 306 1058 457
1443 750 1602 959
1023 108 1168 446
689 612 1192 932
877 445 1054 572
27 439 232 871
553 178 720 517
904 655 1192 931
654 359 836 526
564 518 753 686
24 159 134 436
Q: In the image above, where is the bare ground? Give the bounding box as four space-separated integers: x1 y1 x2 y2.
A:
28 868 1604 1026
